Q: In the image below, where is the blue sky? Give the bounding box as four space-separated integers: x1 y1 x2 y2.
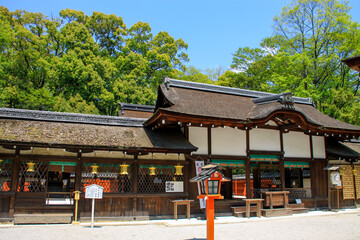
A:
2 0 360 70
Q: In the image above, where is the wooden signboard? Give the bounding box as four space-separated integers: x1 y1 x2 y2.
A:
342 165 355 200
355 165 360 199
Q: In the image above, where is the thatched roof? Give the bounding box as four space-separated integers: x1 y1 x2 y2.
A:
342 55 360 72
147 78 360 132
0 108 196 152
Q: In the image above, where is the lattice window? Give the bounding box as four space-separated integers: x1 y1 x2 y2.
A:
259 163 281 189
18 161 48 192
0 159 13 192
138 164 184 193
81 163 133 193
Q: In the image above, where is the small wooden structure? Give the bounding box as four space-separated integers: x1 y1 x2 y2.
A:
171 199 193 220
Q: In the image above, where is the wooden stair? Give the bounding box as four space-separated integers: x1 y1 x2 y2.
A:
231 206 258 218
14 213 73 224
288 203 309 214
261 208 293 217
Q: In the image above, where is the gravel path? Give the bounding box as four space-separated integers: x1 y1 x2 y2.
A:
1 211 360 240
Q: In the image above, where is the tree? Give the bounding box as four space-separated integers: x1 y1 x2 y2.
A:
0 7 189 115
231 0 360 125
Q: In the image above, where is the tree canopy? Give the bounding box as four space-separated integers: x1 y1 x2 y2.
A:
1 1 360 126
223 0 360 125
0 7 188 115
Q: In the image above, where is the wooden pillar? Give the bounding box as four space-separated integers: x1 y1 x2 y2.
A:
74 151 82 191
207 127 212 156
9 148 21 217
279 131 285 190
133 154 139 219
245 129 251 198
184 155 190 195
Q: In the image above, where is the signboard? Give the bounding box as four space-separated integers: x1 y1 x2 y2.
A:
354 165 360 199
165 181 184 192
342 165 355 200
85 184 104 199
195 160 206 209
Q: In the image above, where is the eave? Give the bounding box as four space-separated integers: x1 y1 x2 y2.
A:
145 108 360 141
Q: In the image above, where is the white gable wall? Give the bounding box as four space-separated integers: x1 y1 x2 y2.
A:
283 131 311 158
312 136 326 159
250 128 281 151
211 127 246 156
188 127 208 154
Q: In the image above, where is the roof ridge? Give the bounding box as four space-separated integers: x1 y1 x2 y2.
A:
163 77 314 106
0 108 146 127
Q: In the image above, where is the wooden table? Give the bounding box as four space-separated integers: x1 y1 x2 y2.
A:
242 198 264 218
263 191 289 209
171 200 194 220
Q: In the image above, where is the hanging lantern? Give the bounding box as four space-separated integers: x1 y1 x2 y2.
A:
352 169 357 176
120 164 129 175
149 166 156 176
91 165 98 174
339 169 344 175
26 162 35 172
0 159 2 171
175 165 183 175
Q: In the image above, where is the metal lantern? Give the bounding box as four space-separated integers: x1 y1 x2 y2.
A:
91 165 98 174
190 164 230 240
352 169 357 176
26 162 35 172
0 159 2 171
339 169 344 175
149 166 156 176
120 164 129 175
175 165 183 175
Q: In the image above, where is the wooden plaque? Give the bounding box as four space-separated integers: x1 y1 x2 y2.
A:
342 165 355 200
355 165 360 199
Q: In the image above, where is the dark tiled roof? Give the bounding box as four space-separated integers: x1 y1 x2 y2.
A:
154 78 360 131
0 108 146 127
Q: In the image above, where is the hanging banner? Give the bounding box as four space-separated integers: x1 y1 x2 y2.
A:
342 165 355 200
354 165 360 199
195 160 206 209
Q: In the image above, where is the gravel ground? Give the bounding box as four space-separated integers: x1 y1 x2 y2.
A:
1 210 360 240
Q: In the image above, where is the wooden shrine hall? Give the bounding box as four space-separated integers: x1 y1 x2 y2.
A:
1 57 360 223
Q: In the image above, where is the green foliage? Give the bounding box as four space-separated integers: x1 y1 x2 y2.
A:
0 7 188 115
230 0 360 125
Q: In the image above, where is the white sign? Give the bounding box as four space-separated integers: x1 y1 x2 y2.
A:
165 181 184 192
85 184 104 199
195 160 206 209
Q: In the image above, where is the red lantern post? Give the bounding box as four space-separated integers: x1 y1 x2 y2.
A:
190 164 230 240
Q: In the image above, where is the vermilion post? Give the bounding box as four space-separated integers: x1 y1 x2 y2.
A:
206 197 215 240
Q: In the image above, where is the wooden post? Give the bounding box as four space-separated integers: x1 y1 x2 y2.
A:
206 197 215 240
245 129 251 198
133 155 138 219
279 131 285 190
9 149 21 217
